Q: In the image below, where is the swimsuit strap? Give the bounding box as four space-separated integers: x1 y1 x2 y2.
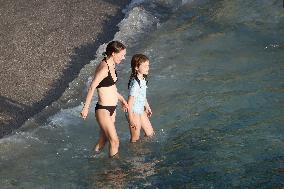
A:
106 62 116 75
107 62 117 79
105 61 110 73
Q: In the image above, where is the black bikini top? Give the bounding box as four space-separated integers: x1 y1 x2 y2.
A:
97 64 117 88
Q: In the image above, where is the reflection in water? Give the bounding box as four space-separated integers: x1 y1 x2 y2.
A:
90 167 128 189
88 141 161 188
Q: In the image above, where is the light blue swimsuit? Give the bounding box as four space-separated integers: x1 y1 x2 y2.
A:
129 78 147 115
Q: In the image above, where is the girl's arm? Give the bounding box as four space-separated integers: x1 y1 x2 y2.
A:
144 98 152 117
127 79 139 127
127 96 137 128
80 66 107 119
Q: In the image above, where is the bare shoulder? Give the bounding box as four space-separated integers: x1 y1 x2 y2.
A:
95 60 108 75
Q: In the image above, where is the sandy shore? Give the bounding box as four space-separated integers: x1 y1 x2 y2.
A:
0 0 130 138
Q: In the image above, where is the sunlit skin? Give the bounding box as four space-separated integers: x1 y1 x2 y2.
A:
80 49 128 157
127 60 154 142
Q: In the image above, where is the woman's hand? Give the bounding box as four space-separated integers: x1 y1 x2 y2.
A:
80 106 89 120
121 100 129 112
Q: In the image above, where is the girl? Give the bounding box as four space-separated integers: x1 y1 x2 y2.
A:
126 54 154 142
80 41 128 158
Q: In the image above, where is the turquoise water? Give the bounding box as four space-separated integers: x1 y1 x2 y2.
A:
0 0 284 188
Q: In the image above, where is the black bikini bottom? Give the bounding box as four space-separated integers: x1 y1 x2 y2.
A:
95 103 117 116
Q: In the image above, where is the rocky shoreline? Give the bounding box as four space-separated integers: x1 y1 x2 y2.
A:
0 0 130 138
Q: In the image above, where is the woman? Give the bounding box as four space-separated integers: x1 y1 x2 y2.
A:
80 41 128 158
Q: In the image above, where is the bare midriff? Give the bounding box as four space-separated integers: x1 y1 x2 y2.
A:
97 85 118 106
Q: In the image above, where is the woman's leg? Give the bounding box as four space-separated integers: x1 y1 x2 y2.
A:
94 129 107 152
96 109 119 157
110 110 116 123
140 112 154 137
129 113 142 143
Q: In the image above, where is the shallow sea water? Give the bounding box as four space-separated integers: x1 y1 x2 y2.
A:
0 0 284 188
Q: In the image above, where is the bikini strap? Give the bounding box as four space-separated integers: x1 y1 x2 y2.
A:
106 61 117 76
105 61 110 72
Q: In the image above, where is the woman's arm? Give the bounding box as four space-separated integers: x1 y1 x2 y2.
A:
80 65 107 119
117 92 128 111
117 92 127 104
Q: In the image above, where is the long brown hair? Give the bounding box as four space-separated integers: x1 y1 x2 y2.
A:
128 54 149 89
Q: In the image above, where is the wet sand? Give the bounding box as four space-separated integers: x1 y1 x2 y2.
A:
0 0 130 138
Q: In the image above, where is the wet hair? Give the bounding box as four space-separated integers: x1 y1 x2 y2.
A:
128 54 149 89
102 41 126 61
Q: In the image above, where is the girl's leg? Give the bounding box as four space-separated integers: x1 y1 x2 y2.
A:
96 109 119 157
141 112 154 137
129 113 142 143
94 129 107 152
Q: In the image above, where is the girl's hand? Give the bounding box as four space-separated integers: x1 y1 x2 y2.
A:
145 107 152 117
80 107 89 120
129 120 137 130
